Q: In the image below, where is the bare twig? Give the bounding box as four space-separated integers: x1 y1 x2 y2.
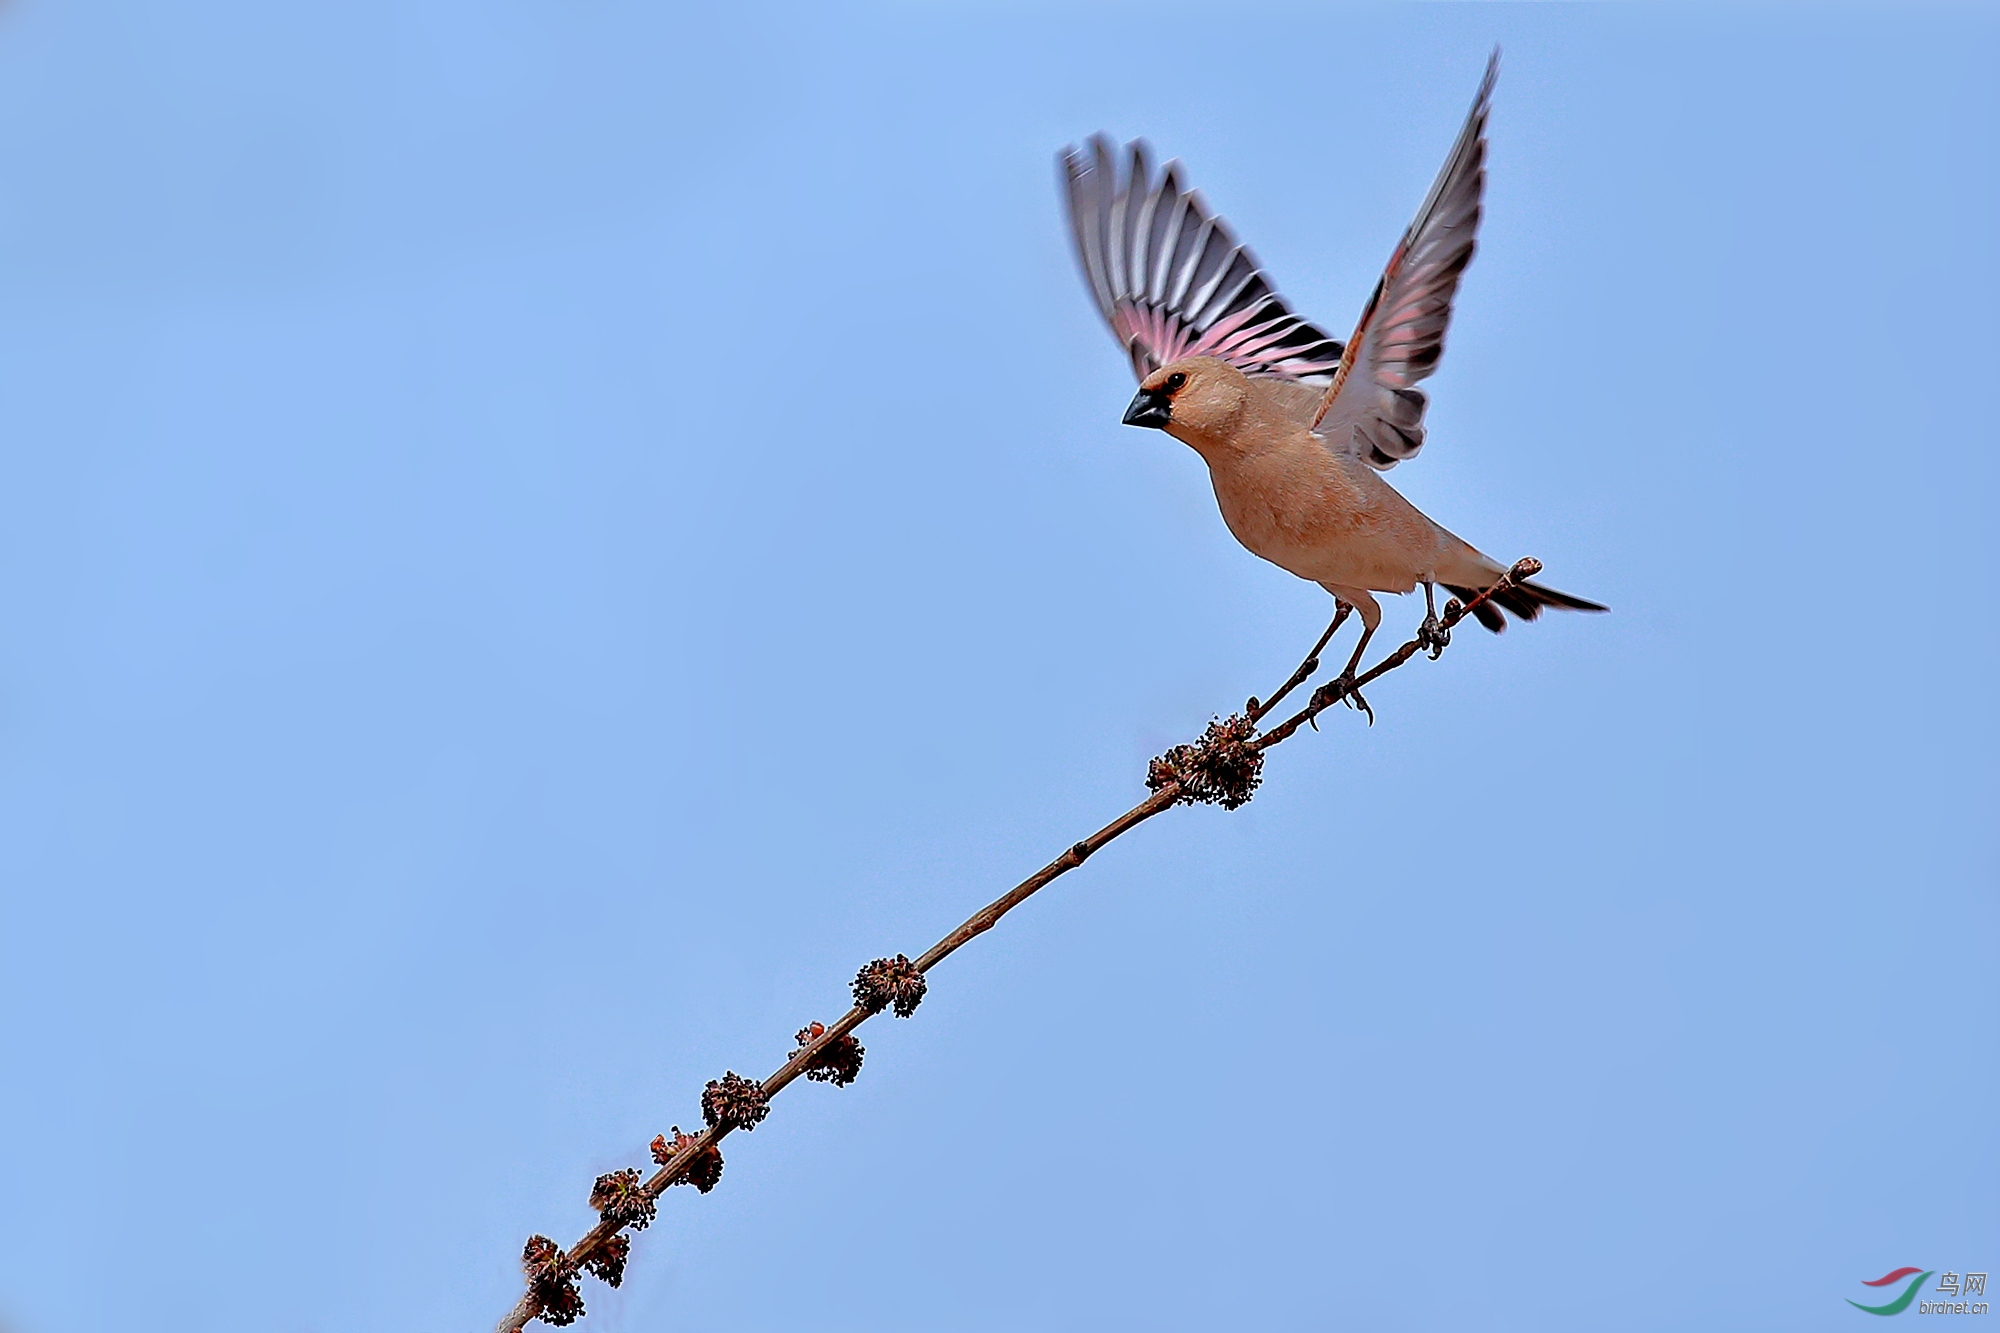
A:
492 559 1543 1332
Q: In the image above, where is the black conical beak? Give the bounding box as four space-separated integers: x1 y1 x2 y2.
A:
1122 388 1172 429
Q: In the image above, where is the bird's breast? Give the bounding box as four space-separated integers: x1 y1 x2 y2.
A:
1204 444 1436 592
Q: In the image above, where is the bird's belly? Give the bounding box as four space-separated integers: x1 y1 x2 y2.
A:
1216 487 1425 594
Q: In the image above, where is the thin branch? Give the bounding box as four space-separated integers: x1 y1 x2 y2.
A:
492 558 1543 1333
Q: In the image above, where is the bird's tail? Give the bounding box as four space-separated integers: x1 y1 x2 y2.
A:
1443 577 1607 633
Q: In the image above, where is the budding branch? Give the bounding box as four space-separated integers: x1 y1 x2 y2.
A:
493 559 1547 1332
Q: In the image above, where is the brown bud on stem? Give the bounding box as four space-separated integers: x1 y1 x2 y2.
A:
580 1234 630 1289
651 1128 724 1192
522 1236 585 1327
588 1168 656 1230
853 955 927 1017
793 1022 865 1086
700 1072 771 1132
1147 713 1263 809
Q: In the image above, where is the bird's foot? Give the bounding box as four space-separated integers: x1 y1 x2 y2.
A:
1312 672 1373 727
1417 612 1450 660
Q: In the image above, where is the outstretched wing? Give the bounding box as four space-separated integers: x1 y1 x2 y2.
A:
1059 135 1345 385
1312 51 1497 470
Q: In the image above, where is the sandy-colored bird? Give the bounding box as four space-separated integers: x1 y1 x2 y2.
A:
1060 54 1603 714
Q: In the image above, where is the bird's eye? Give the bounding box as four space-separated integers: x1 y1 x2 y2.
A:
1163 372 1187 393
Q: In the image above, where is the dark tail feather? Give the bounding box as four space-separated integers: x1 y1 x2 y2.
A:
1443 579 1608 634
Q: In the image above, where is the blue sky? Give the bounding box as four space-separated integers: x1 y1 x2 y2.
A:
0 4 1994 1332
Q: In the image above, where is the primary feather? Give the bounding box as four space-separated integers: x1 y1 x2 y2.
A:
1059 137 1346 386
1313 50 1497 470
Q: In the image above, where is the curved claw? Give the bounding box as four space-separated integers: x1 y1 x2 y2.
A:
1331 672 1373 726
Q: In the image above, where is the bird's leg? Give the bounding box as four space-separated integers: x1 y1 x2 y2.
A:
1248 602 1352 723
1416 581 1450 660
1320 623 1376 726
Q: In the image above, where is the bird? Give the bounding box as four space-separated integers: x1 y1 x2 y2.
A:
1059 52 1604 718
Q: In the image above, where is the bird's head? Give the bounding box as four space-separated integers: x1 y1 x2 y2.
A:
1121 357 1248 447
